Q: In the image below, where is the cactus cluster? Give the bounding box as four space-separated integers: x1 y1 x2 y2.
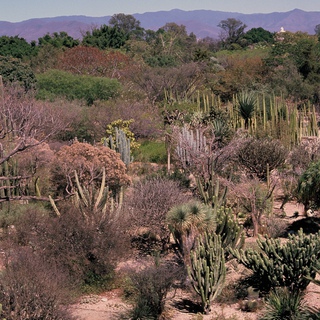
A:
105 127 131 166
230 229 320 293
188 232 226 314
215 206 245 259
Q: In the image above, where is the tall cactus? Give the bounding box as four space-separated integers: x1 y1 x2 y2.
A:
215 206 245 259
230 229 320 293
104 127 131 166
188 232 226 314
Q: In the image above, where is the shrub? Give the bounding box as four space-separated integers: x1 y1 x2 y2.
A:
36 69 121 105
127 260 184 319
51 141 131 197
296 159 320 213
134 140 167 164
127 177 192 253
14 205 130 293
237 136 287 181
0 249 74 320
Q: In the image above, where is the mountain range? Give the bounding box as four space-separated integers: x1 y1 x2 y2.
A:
0 8 319 42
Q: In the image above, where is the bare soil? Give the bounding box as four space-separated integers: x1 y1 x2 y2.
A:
70 200 320 319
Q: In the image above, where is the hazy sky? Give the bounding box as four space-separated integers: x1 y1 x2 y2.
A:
2 0 320 22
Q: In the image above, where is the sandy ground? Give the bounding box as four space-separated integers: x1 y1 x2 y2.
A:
70 200 320 320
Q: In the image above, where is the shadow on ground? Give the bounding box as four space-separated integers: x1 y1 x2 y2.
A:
284 217 320 236
173 298 202 314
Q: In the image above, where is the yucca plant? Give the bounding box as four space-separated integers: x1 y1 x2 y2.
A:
167 201 215 262
260 288 313 320
237 91 256 130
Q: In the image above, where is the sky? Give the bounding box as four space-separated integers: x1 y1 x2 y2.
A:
1 0 320 22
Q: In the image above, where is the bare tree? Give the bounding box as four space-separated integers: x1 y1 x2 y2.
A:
0 80 66 202
228 175 276 237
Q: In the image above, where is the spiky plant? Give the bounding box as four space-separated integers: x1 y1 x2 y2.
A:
167 201 215 262
260 288 312 320
237 91 256 130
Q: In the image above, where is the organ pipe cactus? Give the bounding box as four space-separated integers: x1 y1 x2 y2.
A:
104 127 131 166
188 232 226 314
230 229 320 293
215 206 245 259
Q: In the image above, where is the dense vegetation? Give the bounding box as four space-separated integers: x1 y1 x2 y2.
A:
0 13 319 319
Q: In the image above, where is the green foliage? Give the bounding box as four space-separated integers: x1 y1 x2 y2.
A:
38 31 79 48
36 69 120 104
82 25 128 49
188 232 226 314
218 18 247 48
265 32 320 102
230 229 320 293
242 27 275 45
0 35 37 59
237 91 256 129
167 201 216 261
105 119 140 151
296 160 320 211
215 206 245 259
103 119 140 165
260 287 313 320
134 140 167 164
109 13 143 39
0 56 36 90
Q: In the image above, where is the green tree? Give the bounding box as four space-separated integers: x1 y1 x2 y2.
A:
242 27 274 45
0 56 36 90
144 23 197 66
109 13 144 39
0 35 37 59
82 25 128 49
265 31 320 101
314 24 320 38
218 18 247 48
38 31 79 48
30 44 63 73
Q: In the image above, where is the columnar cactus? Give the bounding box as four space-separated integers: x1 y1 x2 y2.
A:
188 232 226 314
215 206 245 259
105 127 131 166
230 229 320 293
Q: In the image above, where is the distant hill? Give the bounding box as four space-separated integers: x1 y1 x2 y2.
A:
0 8 319 42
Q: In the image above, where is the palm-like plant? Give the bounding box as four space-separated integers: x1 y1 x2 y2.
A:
237 91 256 130
167 201 215 262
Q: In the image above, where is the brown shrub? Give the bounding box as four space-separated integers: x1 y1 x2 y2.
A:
0 249 74 320
125 177 192 253
51 141 131 196
6 204 131 293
